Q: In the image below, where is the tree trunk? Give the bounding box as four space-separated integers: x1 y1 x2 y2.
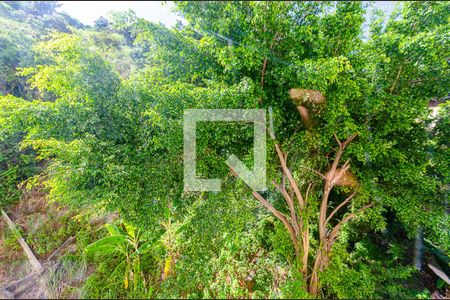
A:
301 226 309 277
309 248 324 296
414 227 423 270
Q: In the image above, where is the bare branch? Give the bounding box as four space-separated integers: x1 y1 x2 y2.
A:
331 160 351 186
325 192 356 225
230 166 299 254
319 133 357 241
333 133 342 147
304 167 327 180
305 183 314 203
272 180 300 236
274 143 305 208
328 203 373 242
307 168 327 180
260 32 280 99
342 134 358 148
251 190 300 255
341 158 351 170
329 135 357 180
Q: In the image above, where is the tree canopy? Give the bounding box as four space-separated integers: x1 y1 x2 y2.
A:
0 1 448 298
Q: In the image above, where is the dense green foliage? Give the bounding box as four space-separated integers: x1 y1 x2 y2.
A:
0 1 448 298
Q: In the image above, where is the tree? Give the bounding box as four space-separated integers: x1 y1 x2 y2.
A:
0 1 448 298
172 1 449 296
94 16 110 29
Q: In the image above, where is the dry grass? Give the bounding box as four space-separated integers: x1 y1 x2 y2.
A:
0 219 30 284
1 182 111 298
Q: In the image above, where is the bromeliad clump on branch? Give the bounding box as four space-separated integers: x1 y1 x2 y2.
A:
325 167 359 188
231 91 372 296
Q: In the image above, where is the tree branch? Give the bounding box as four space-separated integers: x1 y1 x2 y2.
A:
331 159 351 186
230 166 299 255
251 190 300 255
305 183 314 202
319 133 357 240
325 192 356 225
342 134 357 148
390 64 403 94
328 203 373 242
272 180 300 236
274 143 305 208
329 134 356 181
260 32 280 103
303 167 327 180
333 133 342 147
